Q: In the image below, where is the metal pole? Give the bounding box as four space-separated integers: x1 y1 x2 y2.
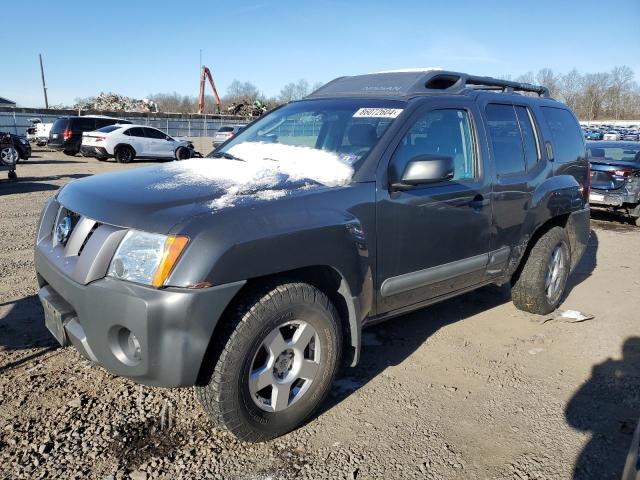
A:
39 54 49 109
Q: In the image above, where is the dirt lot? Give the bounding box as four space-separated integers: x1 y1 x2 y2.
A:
1 148 639 480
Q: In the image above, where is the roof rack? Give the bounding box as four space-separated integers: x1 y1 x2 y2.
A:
308 70 551 99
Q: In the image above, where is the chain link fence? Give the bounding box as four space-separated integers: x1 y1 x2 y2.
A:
0 109 250 137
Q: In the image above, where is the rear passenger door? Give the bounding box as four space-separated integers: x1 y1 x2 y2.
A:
123 127 148 156
484 102 544 267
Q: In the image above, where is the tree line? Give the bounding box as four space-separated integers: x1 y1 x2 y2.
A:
504 66 639 120
76 66 639 120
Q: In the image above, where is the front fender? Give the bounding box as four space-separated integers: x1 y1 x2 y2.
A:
167 183 377 321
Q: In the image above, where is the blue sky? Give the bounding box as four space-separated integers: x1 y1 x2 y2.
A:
4 0 640 107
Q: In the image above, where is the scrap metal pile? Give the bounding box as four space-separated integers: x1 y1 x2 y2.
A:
226 100 269 117
75 92 158 113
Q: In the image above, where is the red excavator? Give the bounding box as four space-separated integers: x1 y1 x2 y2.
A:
197 66 221 114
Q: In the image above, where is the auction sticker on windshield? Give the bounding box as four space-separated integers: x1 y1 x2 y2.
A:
353 108 403 118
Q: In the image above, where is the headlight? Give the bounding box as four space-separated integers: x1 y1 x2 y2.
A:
108 230 189 287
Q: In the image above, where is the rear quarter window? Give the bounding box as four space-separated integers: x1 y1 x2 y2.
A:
540 107 585 163
72 118 97 131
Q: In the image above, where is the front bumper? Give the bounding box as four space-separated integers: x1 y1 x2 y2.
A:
34 198 245 387
35 249 244 387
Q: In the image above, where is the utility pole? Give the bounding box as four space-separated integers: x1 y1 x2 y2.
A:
39 53 49 109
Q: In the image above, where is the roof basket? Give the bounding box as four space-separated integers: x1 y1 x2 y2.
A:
424 72 550 98
307 70 551 99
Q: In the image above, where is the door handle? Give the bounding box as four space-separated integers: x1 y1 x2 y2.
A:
469 195 489 209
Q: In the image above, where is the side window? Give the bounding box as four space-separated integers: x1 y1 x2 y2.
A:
540 107 586 163
393 109 476 181
485 104 525 175
127 127 145 137
75 118 96 131
514 106 541 170
144 128 166 139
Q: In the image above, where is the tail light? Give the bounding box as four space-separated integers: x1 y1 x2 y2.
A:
581 163 591 203
613 168 633 177
63 129 72 140
94 136 106 142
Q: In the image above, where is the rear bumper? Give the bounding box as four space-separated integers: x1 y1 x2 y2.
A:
590 188 640 207
35 249 245 387
80 146 109 158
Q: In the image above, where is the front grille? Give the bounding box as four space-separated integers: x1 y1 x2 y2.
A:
52 206 98 256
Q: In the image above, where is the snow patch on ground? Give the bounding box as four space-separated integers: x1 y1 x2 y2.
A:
152 142 353 210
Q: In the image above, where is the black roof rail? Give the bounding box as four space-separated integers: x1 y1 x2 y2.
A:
307 69 551 99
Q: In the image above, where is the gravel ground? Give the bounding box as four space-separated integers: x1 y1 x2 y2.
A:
1 148 639 479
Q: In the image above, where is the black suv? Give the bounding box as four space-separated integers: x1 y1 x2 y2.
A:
48 115 132 156
34 70 590 441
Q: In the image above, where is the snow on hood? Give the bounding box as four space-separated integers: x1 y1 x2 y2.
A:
152 142 354 210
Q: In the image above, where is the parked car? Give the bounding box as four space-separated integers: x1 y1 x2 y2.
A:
587 141 640 225
622 130 640 142
10 133 31 161
213 125 245 147
0 132 18 180
35 70 589 442
603 130 622 141
585 130 603 141
80 124 195 163
35 122 52 146
48 116 132 156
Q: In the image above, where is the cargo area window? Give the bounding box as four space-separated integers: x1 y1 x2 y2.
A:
393 109 477 181
540 107 586 163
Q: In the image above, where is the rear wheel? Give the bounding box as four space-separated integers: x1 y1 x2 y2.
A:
63 149 78 156
196 282 342 442
8 170 17 181
511 226 570 315
115 146 134 163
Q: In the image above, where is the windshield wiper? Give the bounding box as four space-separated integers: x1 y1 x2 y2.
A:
210 151 246 162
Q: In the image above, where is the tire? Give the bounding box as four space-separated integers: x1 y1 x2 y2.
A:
511 226 571 315
634 217 640 228
8 170 17 181
63 149 78 156
175 146 191 161
115 146 134 164
1 147 18 165
197 282 342 442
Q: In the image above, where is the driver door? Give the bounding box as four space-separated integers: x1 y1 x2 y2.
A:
376 100 493 314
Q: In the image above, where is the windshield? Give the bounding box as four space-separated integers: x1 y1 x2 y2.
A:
589 144 640 162
211 98 405 173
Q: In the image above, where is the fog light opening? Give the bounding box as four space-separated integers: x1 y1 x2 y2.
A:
110 327 143 366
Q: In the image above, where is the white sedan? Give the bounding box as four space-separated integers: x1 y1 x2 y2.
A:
81 124 194 163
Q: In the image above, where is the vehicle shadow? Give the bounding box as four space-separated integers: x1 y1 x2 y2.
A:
564 229 598 297
0 295 58 373
321 283 513 414
565 337 640 479
24 159 87 165
0 173 90 194
590 209 638 231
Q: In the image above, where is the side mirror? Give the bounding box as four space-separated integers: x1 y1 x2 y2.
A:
391 154 454 190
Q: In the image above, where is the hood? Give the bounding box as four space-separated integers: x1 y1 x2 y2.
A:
57 144 354 233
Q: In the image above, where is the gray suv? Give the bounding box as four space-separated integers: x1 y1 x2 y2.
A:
35 70 590 441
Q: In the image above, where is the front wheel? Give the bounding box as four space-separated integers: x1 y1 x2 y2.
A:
196 282 342 442
511 226 570 315
175 146 191 160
